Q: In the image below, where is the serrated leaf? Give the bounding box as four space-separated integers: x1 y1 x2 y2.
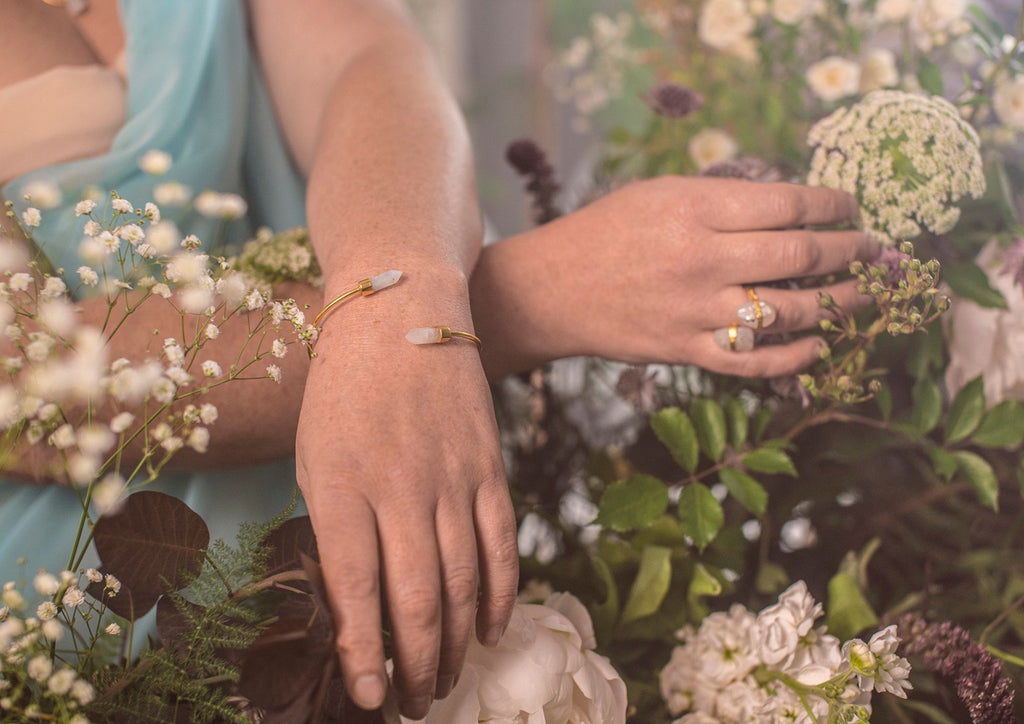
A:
973 401 1024 449
945 262 1009 309
719 468 768 517
691 399 727 462
595 474 669 532
945 376 986 443
650 407 699 473
917 57 944 96
742 448 798 477
621 545 672 622
953 451 999 511
826 570 878 641
910 377 942 436
926 445 958 482
724 397 749 449
678 483 724 552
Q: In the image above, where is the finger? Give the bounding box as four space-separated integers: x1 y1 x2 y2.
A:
717 230 879 282
433 499 479 700
313 493 388 712
703 182 860 232
474 475 519 649
708 280 871 333
379 507 443 719
694 334 826 378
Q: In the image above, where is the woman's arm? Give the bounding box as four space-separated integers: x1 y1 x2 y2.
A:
246 1 518 718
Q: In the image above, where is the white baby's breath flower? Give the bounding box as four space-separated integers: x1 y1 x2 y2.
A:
111 198 133 214
165 252 209 284
75 199 97 216
161 436 184 452
202 360 223 378
205 323 221 340
144 201 161 223
245 288 266 311
62 587 85 608
110 411 135 434
165 366 192 387
82 219 100 237
41 618 62 642
21 207 42 228
99 230 120 254
37 299 76 337
200 403 218 425
153 181 192 207
106 622 122 636
146 220 181 255
41 275 67 299
152 283 172 299
186 427 210 453
993 76 1024 130
92 474 125 515
50 424 76 450
178 285 215 315
68 454 101 486
688 127 739 170
77 266 99 286
85 568 103 584
266 364 282 383
806 56 860 101
33 573 60 597
104 574 121 594
76 425 116 457
47 668 76 696
71 679 95 706
2 586 25 611
117 223 145 245
23 181 62 209
36 601 57 621
150 376 177 404
272 338 287 358
139 149 172 175
195 190 248 220
27 655 53 682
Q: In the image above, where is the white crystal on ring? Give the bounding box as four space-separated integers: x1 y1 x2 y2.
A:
737 300 777 329
369 269 402 291
406 326 444 345
713 325 755 352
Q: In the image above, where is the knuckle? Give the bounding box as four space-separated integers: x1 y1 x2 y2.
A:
778 234 820 276
332 568 379 605
444 566 480 609
392 585 441 628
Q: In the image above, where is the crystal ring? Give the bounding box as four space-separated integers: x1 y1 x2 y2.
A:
713 323 754 352
406 326 482 349
738 287 776 329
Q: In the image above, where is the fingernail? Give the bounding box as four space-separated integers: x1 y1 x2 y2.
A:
484 625 504 647
352 674 385 710
435 674 455 699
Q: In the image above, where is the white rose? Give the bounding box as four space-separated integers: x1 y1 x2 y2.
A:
698 0 755 52
806 56 861 101
688 128 739 170
912 0 966 36
407 593 627 724
858 48 899 93
945 239 1024 404
993 76 1024 130
771 0 815 25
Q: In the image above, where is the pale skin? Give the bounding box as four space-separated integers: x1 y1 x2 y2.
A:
0 0 879 718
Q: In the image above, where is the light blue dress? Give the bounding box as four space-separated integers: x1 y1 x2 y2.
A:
1 0 308 587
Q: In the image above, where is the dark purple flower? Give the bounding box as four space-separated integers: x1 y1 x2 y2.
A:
873 247 913 285
699 157 784 183
643 82 703 119
615 366 660 413
505 139 561 225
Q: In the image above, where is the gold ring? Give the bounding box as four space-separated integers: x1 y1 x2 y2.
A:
738 287 777 330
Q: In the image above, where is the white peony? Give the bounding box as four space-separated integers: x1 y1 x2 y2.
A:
945 239 1024 404
688 128 739 170
806 56 861 101
407 592 627 724
993 76 1024 130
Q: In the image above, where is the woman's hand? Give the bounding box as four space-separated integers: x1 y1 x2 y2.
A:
294 271 518 720
471 177 879 378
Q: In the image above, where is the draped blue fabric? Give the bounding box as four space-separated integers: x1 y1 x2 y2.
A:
0 0 308 595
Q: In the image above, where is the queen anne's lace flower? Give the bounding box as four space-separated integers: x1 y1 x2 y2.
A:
808 90 985 245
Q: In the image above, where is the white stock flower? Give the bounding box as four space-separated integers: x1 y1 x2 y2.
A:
945 239 1024 404
23 181 62 209
688 128 739 170
407 593 627 724
139 149 173 175
698 0 755 54
755 581 823 668
859 48 899 93
993 76 1024 130
21 207 41 228
806 56 860 101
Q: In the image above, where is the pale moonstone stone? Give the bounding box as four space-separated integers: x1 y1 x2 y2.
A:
370 269 402 291
406 326 443 345
713 325 755 352
737 300 777 329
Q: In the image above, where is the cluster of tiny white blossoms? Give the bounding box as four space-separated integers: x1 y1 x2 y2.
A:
659 581 912 723
807 90 985 245
548 12 641 130
0 569 123 722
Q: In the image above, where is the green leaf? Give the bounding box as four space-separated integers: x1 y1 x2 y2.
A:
945 376 986 443
826 570 878 641
742 448 798 477
650 407 699 473
952 451 1000 511
678 483 724 552
875 383 892 421
973 401 1024 449
926 445 958 482
719 468 768 517
691 399 727 462
686 562 722 620
621 545 672 622
751 406 773 443
755 562 790 595
595 475 670 532
1018 458 1024 499
910 377 942 436
917 57 944 96
945 262 1008 309
589 557 619 641
724 397 749 450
